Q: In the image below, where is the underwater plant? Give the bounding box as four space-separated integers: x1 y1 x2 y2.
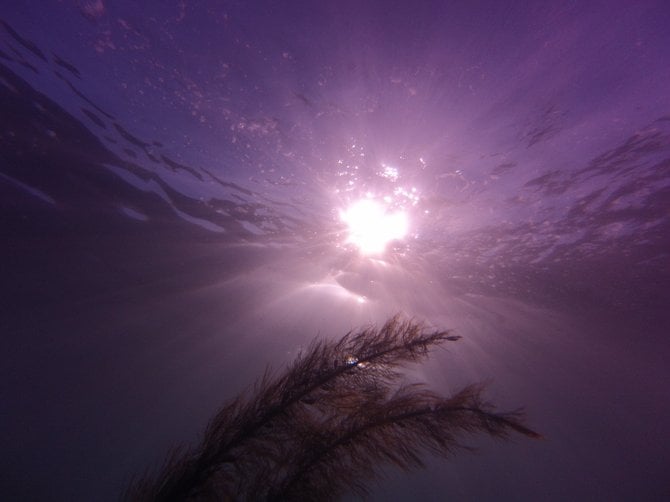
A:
125 316 540 501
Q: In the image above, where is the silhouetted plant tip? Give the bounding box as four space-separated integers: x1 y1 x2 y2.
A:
124 315 540 501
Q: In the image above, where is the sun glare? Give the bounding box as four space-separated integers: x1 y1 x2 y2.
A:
340 199 408 255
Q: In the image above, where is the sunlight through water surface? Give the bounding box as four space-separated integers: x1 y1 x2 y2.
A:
340 198 409 255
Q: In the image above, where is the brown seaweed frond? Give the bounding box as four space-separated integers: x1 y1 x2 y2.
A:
267 383 541 501
124 316 539 501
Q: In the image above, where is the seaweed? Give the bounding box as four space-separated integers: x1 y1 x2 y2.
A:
125 316 540 501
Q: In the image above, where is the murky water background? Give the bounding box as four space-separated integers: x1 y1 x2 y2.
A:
2 2 669 500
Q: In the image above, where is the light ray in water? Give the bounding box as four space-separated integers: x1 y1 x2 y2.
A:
340 198 409 255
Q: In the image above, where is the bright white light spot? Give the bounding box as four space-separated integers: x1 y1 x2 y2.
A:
340 199 408 255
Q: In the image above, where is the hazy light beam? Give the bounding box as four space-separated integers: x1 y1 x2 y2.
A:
340 199 408 255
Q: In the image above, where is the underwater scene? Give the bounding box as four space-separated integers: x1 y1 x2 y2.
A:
1 1 669 500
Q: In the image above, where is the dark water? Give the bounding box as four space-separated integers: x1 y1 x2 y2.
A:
1 2 669 500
